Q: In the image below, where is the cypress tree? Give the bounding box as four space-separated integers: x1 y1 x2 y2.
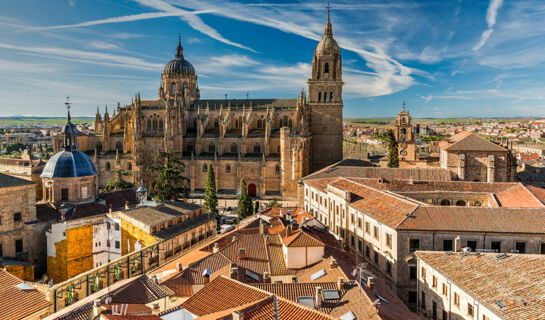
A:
386 129 399 168
203 164 219 226
237 179 253 222
254 200 260 214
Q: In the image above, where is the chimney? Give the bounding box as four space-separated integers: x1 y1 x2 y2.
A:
230 267 238 280
454 236 461 252
238 248 246 260
213 242 219 253
109 204 113 213
176 263 183 272
124 201 129 210
202 269 211 284
232 310 244 320
337 277 345 291
315 287 323 307
259 220 264 235
92 299 101 318
151 275 158 284
330 258 338 269
367 277 375 291
263 272 271 283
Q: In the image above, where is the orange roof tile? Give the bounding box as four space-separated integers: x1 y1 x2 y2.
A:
0 269 51 320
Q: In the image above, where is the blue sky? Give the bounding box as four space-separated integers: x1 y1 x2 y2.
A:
0 0 544 118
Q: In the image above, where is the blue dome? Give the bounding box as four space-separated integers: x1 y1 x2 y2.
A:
41 150 97 178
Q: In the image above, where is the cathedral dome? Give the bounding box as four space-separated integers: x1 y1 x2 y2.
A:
41 150 98 178
315 36 340 57
164 38 195 76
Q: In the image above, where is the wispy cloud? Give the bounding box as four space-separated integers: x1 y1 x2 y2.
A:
87 41 120 50
473 0 503 51
421 94 432 103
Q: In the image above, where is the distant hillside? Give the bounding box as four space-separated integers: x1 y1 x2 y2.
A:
0 117 94 126
345 117 532 126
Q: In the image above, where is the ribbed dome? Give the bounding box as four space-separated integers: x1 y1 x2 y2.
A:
315 36 340 57
41 151 97 178
164 39 195 76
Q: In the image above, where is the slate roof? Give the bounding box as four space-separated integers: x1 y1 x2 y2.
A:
0 172 34 189
440 131 507 152
416 251 545 320
0 269 51 320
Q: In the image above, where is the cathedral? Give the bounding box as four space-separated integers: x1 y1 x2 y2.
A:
67 11 343 200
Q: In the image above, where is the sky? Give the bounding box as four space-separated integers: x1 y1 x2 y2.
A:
0 0 545 118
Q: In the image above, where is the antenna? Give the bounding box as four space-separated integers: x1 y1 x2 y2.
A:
246 91 249 100
225 93 228 100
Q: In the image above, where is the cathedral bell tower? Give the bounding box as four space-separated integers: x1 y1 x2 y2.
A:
160 36 199 106
308 5 344 171
394 102 418 162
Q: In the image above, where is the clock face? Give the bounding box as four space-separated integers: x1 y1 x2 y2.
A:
400 150 408 156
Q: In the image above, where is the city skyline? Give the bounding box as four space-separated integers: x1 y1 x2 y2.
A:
1 0 545 118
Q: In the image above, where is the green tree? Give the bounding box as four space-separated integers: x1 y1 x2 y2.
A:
203 164 219 226
254 200 260 214
147 151 189 202
237 179 253 222
264 199 281 209
386 129 399 168
104 169 134 192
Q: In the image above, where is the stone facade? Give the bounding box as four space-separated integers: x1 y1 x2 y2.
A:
394 105 418 162
42 175 96 203
59 14 343 200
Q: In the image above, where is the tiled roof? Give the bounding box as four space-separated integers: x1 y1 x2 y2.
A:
282 229 325 247
526 185 545 204
0 172 34 188
36 203 59 222
0 269 51 320
416 251 545 320
242 295 337 320
495 184 545 207
99 188 138 211
101 316 161 320
259 207 314 224
440 131 507 152
399 206 545 233
220 234 271 275
266 234 292 276
66 202 108 220
296 257 348 283
120 201 202 227
181 276 270 316
109 275 171 304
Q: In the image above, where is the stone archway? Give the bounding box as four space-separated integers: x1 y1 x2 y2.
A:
248 183 257 197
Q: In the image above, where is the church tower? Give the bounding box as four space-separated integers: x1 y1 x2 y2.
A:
308 6 343 171
160 36 199 106
394 102 418 162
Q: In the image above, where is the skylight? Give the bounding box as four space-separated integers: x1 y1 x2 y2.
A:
297 296 315 309
339 311 356 320
245 270 260 281
16 282 34 290
310 269 326 281
323 289 341 300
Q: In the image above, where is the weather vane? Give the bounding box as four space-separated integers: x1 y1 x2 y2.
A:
65 95 71 111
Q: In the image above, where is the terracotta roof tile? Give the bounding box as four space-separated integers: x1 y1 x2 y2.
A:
220 234 270 275
440 131 507 152
296 257 348 283
0 269 51 320
495 184 545 207
416 251 545 320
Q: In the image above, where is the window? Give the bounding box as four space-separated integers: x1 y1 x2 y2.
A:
491 241 501 252
153 119 158 130
440 199 451 206
373 226 379 240
454 292 460 307
442 283 448 296
329 92 333 102
365 245 370 258
386 261 392 275
373 250 379 264
443 239 453 251
410 239 420 252
421 267 426 280
127 162 132 170
203 164 208 172
105 162 111 170
408 291 417 304
409 266 417 279
468 303 474 316
541 243 545 254
209 144 215 152
115 241 120 249
318 92 321 102
467 241 477 251
357 218 362 229
214 119 219 129
358 239 363 252
421 291 426 310
147 119 151 130
61 188 69 201
456 200 466 206
15 239 23 253
432 275 437 288
0 243 3 256
386 233 392 248
226 164 231 173
323 92 328 102
13 212 21 223
159 120 163 130
115 223 120 231
171 82 176 93
365 222 370 234
443 310 448 320
516 242 526 253
231 144 237 153
350 235 355 247
254 144 261 153
274 165 280 174
107 240 110 247
324 62 329 73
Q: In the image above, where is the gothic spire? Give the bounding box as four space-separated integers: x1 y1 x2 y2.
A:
324 1 333 37
175 33 184 58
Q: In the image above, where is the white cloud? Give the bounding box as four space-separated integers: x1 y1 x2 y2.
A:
421 94 432 103
87 41 120 50
69 0 76 7
473 0 503 51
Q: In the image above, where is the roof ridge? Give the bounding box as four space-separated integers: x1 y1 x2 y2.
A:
520 184 545 207
345 177 422 207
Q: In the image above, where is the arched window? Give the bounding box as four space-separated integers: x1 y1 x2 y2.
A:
171 82 176 93
324 62 329 73
105 162 111 170
159 120 164 131
127 162 132 170
209 144 215 153
147 119 151 130
456 200 466 206
318 92 321 102
254 144 261 153
226 164 231 173
283 116 288 127
203 164 207 172
440 199 451 206
153 119 158 130
231 144 237 153
323 92 328 102
96 142 102 153
330 92 333 102
214 119 219 129
115 142 123 153
288 119 293 128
